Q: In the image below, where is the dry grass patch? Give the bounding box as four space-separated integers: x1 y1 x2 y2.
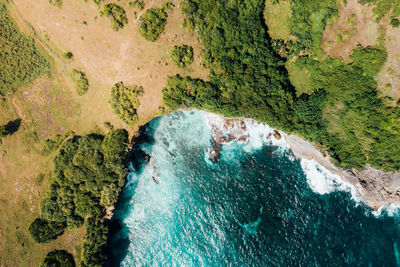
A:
322 0 378 62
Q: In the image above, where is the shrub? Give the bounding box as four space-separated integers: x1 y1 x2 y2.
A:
171 45 194 68
391 17 400 28
41 130 75 155
48 0 63 8
70 69 89 96
0 124 9 137
129 0 145 10
28 218 67 244
109 82 143 125
40 250 75 267
138 8 167 41
100 4 128 31
93 0 103 6
0 3 50 95
63 51 73 60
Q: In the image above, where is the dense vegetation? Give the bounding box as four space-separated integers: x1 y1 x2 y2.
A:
29 130 129 266
28 218 66 244
41 130 75 155
171 45 194 68
162 0 400 171
0 3 49 95
40 250 75 267
70 69 89 96
109 82 143 125
138 8 167 41
100 3 128 31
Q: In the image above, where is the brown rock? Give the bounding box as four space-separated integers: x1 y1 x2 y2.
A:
273 130 281 140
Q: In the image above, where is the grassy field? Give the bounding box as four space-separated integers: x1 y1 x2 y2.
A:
0 0 209 265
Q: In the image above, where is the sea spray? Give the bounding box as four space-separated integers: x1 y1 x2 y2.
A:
108 110 400 266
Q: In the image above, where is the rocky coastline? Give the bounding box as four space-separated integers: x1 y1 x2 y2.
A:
205 114 400 210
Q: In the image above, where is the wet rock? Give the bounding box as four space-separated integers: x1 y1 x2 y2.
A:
273 130 281 140
209 143 221 164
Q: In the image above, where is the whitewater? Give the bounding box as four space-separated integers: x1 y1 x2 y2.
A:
107 110 400 266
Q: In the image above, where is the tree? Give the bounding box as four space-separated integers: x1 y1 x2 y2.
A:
40 250 75 267
28 218 67 244
109 82 143 125
138 8 167 41
171 45 194 68
70 69 89 96
100 4 128 31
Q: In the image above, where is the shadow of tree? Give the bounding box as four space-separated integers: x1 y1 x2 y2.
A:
5 118 21 135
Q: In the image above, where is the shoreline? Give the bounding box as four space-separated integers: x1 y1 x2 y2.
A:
283 133 400 210
200 110 400 210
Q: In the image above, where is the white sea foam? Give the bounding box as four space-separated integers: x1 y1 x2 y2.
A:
300 158 363 203
371 203 400 217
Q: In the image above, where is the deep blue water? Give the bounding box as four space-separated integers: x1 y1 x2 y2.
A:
107 110 400 266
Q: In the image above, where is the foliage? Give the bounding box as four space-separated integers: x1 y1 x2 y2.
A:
32 130 129 265
100 4 128 31
49 0 63 8
42 131 75 155
109 82 143 125
0 124 9 137
350 45 387 77
171 45 194 68
0 3 50 95
289 0 338 56
63 51 73 60
28 218 66 244
391 17 400 27
359 0 400 22
70 69 89 96
93 0 103 6
129 0 145 10
138 8 167 41
174 0 296 128
40 250 75 267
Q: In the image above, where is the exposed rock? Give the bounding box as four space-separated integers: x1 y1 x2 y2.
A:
273 130 281 140
209 143 221 164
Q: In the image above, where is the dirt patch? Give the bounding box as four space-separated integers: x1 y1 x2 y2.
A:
322 0 378 62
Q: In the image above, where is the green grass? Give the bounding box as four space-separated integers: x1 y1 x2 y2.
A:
286 60 314 96
264 0 293 41
0 2 50 95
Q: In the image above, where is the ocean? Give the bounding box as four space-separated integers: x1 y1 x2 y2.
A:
107 110 400 266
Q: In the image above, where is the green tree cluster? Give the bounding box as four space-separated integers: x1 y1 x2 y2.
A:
138 8 167 41
29 130 129 266
40 250 75 267
100 3 128 31
70 69 89 96
41 130 75 155
171 45 194 68
0 3 50 95
28 218 66 244
129 0 145 10
109 82 143 126
359 0 400 22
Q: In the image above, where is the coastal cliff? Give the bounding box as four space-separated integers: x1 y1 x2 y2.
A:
204 112 400 210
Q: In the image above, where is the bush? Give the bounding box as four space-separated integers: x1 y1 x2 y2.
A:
48 0 63 8
40 250 75 267
109 82 143 125
0 124 9 137
171 45 194 68
93 0 103 6
63 51 73 60
391 17 400 28
41 130 75 155
138 8 167 41
100 4 128 31
129 0 145 10
28 218 67 244
0 3 50 95
70 69 89 96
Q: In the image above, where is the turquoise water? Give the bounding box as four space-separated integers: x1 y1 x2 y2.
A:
107 110 400 266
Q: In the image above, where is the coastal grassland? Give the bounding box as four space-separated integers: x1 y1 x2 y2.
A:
263 0 293 41
0 2 49 95
163 0 400 172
